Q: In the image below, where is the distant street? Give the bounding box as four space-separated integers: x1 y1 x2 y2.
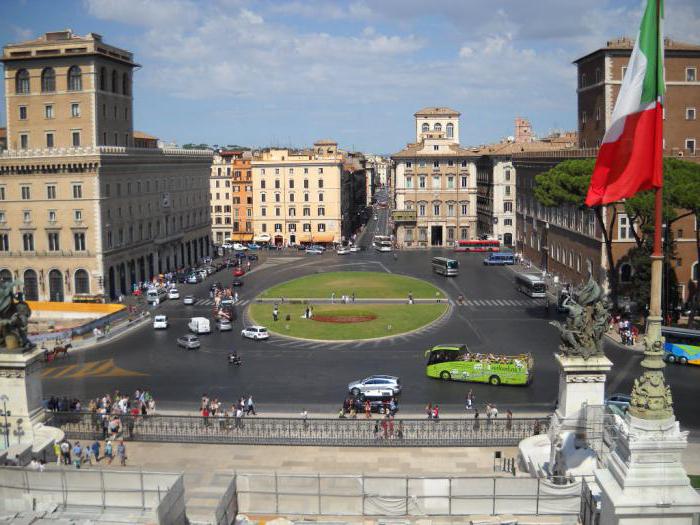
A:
40 239 700 434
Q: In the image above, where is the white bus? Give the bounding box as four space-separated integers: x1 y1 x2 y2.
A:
431 257 459 276
515 273 546 298
373 235 393 252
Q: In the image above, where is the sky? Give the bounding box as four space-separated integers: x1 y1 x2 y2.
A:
1 0 699 154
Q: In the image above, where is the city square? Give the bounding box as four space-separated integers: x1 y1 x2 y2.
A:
0 0 699 523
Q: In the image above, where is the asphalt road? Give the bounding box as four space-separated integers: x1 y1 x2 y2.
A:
41 244 700 432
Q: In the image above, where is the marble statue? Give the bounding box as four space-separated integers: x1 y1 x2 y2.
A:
550 263 609 360
0 279 33 352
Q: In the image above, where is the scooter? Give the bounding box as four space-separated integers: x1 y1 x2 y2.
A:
228 352 242 366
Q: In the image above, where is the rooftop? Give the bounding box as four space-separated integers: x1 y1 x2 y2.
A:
132 131 158 140
2 29 138 66
414 107 460 117
391 140 478 159
313 139 338 146
574 37 700 63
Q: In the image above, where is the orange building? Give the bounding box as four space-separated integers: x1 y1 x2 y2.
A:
230 153 253 242
210 150 253 244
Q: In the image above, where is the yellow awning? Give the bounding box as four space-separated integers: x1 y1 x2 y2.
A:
297 233 312 242
231 233 254 241
312 233 336 243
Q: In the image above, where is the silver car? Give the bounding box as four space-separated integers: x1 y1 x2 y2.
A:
177 334 200 350
217 319 233 331
348 375 401 396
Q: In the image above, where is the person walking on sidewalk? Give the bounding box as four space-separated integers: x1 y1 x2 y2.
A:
246 395 256 416
117 441 127 466
53 441 61 466
465 390 474 411
72 442 82 469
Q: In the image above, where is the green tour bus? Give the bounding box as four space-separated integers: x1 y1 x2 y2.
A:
425 344 533 386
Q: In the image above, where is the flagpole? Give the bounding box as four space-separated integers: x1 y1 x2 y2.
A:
628 0 673 421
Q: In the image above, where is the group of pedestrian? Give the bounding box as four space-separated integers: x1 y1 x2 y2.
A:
373 415 403 440
53 438 126 468
612 315 638 346
425 403 440 420
330 292 356 304
200 393 256 429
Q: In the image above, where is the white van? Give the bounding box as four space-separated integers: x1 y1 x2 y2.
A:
146 287 167 304
188 317 211 334
152 315 168 329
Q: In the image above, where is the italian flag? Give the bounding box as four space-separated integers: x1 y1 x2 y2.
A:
585 0 664 207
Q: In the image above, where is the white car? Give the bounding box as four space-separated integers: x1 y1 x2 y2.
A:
168 288 180 300
349 245 361 252
152 314 168 329
241 325 269 340
348 375 401 396
233 243 248 251
221 242 234 250
183 295 195 305
337 247 350 255
306 247 323 255
188 317 211 334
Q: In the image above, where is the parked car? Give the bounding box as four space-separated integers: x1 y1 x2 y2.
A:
217 319 233 331
233 243 248 251
247 243 261 250
297 244 308 251
183 295 195 305
347 375 401 396
605 393 631 412
232 279 244 287
152 314 168 329
336 246 350 255
167 288 180 300
188 317 211 334
241 325 269 340
233 268 246 277
247 254 258 261
306 247 323 255
177 334 201 350
221 242 234 250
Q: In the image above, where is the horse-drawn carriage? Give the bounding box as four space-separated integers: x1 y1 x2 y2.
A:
44 341 72 362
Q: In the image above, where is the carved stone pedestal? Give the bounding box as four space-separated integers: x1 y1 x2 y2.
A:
595 414 700 524
0 347 50 452
554 354 613 424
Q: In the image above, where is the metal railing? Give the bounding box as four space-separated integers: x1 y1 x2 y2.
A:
45 412 550 447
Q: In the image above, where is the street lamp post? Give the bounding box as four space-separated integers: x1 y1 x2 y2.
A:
0 395 10 449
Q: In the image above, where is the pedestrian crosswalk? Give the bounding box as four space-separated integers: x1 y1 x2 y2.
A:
462 298 544 308
42 358 147 380
194 299 249 307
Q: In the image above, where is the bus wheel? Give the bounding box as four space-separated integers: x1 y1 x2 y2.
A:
440 371 451 380
666 355 676 364
489 375 501 386
679 356 688 365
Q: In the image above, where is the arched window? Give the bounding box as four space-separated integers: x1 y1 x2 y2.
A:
41 67 56 92
693 262 699 281
15 69 30 94
74 269 90 294
0 269 11 284
23 269 38 300
111 69 118 93
434 123 442 132
67 65 82 91
122 72 130 96
619 263 633 283
100 67 106 90
48 269 64 302
446 123 454 138
421 123 429 132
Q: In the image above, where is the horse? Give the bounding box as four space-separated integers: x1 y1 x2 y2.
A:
45 342 72 361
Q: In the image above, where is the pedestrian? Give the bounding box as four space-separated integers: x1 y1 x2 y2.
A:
364 400 372 419
408 292 414 305
473 409 480 430
425 403 432 419
53 440 61 466
397 420 404 440
490 404 498 419
432 405 439 420
301 409 308 429
117 441 127 466
60 439 71 465
91 440 101 463
246 395 256 416
72 442 82 469
352 292 356 303
465 390 474 411
273 306 279 322
506 409 513 431
373 420 380 439
331 292 336 304
381 415 389 439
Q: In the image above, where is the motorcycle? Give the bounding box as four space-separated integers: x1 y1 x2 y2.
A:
228 352 242 366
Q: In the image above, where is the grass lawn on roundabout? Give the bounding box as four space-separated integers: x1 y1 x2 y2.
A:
259 271 443 300
248 303 448 340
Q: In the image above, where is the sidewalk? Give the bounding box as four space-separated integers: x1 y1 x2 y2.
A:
603 329 645 352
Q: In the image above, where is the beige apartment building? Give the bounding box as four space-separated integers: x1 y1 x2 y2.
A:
0 30 212 301
391 107 478 248
210 150 253 245
251 141 343 246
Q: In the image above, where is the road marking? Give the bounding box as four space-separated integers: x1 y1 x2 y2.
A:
47 364 81 378
42 358 147 379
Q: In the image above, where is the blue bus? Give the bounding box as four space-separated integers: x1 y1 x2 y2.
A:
483 252 515 265
661 326 700 365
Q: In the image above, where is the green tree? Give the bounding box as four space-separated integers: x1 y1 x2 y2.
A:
534 159 620 301
666 159 700 326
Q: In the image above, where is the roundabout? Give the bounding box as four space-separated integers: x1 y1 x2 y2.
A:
249 271 449 341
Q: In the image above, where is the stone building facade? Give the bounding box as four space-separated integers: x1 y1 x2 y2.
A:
251 141 344 246
0 31 211 301
391 108 478 248
575 37 700 156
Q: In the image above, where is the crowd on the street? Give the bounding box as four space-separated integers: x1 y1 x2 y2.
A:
199 393 256 429
611 314 639 346
52 438 127 469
